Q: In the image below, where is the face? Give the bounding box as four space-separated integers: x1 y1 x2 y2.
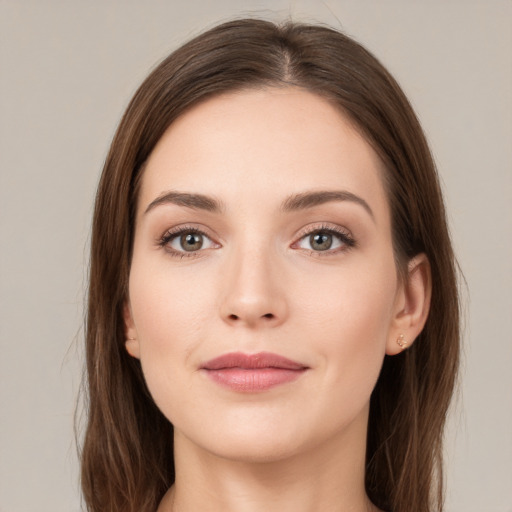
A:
125 88 406 462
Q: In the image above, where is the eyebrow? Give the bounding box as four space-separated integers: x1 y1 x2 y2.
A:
280 190 374 220
144 191 224 214
144 189 374 220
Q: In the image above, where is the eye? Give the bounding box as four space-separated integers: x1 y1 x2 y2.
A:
294 225 355 254
160 227 218 257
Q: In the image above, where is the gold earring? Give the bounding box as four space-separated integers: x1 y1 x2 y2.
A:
396 333 407 349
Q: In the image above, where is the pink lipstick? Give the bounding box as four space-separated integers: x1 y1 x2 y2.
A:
200 352 308 392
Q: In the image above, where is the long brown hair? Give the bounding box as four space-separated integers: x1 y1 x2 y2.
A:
80 18 460 512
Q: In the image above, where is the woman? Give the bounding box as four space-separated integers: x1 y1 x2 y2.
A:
81 18 460 512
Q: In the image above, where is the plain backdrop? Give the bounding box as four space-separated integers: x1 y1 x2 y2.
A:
0 1 511 511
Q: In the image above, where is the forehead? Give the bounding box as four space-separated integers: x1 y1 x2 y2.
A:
139 87 388 218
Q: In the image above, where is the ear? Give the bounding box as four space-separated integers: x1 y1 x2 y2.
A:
123 301 140 359
386 253 432 355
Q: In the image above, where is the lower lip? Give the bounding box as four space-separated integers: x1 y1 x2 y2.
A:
203 368 306 392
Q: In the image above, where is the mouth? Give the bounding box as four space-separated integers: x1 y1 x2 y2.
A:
200 351 309 392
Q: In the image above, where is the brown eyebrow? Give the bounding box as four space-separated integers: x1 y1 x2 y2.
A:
280 190 374 220
144 191 224 214
144 189 374 220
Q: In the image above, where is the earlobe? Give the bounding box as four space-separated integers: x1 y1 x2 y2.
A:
386 253 432 355
125 337 141 359
123 301 141 359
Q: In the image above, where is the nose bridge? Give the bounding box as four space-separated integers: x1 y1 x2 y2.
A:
219 232 287 327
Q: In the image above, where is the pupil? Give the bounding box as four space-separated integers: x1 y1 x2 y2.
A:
181 233 203 251
311 232 332 251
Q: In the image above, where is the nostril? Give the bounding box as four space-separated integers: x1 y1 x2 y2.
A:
224 311 279 324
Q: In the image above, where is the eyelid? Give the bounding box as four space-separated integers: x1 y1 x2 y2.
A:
157 222 355 259
291 222 356 254
158 224 221 258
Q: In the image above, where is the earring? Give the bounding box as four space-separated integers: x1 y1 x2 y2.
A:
396 333 407 349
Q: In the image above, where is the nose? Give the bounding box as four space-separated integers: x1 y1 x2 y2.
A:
219 244 288 328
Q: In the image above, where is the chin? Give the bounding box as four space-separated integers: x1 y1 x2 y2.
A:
202 431 309 464
175 406 361 467
172 407 313 463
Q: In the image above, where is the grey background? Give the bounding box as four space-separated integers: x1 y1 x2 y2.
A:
0 1 511 511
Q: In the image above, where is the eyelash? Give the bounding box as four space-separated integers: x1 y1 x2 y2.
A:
158 225 214 259
158 223 356 259
293 224 356 257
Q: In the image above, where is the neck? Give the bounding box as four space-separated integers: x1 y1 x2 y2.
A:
158 410 380 512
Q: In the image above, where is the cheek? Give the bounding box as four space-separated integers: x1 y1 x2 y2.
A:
127 257 213 366
295 256 397 392
297 256 397 341
127 262 213 421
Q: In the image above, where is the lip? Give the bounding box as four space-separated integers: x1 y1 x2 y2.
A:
200 351 309 392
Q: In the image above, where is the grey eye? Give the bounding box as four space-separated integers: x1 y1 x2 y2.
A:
180 232 204 251
168 231 215 253
309 233 333 251
295 229 348 253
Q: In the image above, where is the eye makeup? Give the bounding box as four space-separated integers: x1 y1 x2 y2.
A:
157 221 356 260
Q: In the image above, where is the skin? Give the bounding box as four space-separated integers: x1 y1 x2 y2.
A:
124 87 431 512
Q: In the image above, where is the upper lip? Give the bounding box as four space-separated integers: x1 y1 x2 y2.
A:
201 351 307 370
